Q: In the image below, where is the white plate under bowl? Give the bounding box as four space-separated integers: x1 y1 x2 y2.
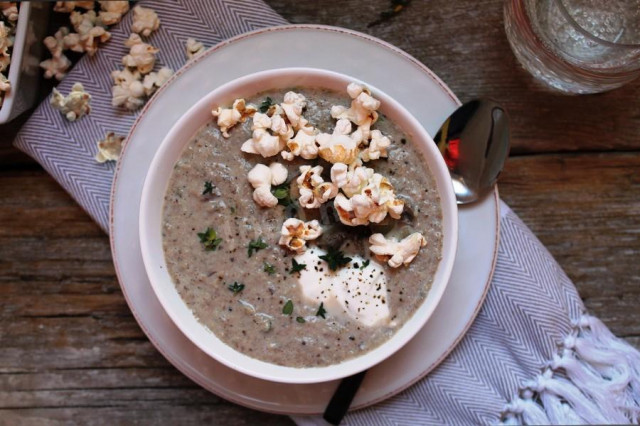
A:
111 25 498 414
139 67 458 384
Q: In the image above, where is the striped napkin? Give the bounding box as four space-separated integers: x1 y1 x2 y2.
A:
13 1 640 424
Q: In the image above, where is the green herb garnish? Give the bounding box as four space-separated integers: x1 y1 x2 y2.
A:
263 262 276 275
270 181 294 207
197 227 222 251
259 97 273 113
283 300 293 315
296 316 306 323
316 302 327 319
319 248 352 271
360 259 370 270
290 258 306 274
202 181 214 195
227 282 245 294
247 237 268 257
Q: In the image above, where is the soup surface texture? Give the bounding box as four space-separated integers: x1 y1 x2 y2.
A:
162 88 443 367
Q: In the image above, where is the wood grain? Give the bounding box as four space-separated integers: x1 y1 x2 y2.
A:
0 0 639 424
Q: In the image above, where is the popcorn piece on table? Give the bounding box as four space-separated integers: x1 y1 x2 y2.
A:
331 163 404 226
44 27 70 56
40 55 72 81
111 68 145 110
142 67 173 97
0 22 12 73
123 33 158 74
185 37 205 59
279 218 323 253
68 10 112 56
0 73 9 93
247 162 288 208
131 6 160 37
95 132 124 163
50 82 91 121
316 118 361 164
212 98 257 138
360 129 391 162
331 82 380 141
53 1 95 13
98 1 129 26
369 232 427 268
297 165 338 209
1 3 18 22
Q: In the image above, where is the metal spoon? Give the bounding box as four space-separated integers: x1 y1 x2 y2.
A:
434 99 510 204
322 100 510 425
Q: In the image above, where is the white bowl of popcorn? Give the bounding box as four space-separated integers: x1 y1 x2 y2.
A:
139 68 458 384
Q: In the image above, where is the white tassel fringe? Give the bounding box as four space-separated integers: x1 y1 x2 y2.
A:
501 314 640 424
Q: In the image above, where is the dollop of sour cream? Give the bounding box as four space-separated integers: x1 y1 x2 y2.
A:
295 248 391 327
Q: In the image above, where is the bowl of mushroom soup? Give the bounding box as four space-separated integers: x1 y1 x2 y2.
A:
139 68 458 383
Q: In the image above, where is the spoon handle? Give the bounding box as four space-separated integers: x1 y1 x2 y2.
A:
323 370 367 425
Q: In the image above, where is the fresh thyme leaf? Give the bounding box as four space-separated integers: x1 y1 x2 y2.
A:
316 302 327 319
290 258 306 274
296 316 306 323
263 262 276 275
270 182 294 207
202 181 214 195
247 237 268 257
197 227 223 251
360 259 370 270
227 281 245 294
259 97 273 113
283 299 293 315
319 248 352 271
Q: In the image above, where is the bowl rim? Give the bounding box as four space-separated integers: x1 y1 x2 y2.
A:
139 67 458 384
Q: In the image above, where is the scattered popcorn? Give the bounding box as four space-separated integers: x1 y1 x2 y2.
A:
316 118 361 164
44 27 69 56
296 165 338 209
247 162 288 208
185 37 205 59
360 129 391 162
98 1 129 26
212 98 257 138
69 10 97 36
122 33 158 74
0 22 12 73
332 164 404 226
111 67 145 110
331 83 380 141
279 218 323 253
369 232 427 268
281 124 318 161
53 1 95 13
240 112 286 157
95 131 124 163
68 10 111 56
50 82 91 121
280 91 308 130
40 55 72 81
131 6 160 37
0 73 9 93
142 66 173 96
1 3 18 22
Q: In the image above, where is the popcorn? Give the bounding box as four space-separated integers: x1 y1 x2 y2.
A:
331 83 380 140
98 1 129 26
95 131 124 163
44 27 69 56
122 33 158 74
369 232 427 268
185 37 205 59
1 3 18 22
131 6 160 37
68 10 111 56
53 1 95 13
278 218 323 253
360 129 391 162
0 73 9 93
142 66 173 96
69 10 97 36
240 111 287 157
247 162 288 208
50 82 91 121
331 163 403 226
269 113 294 140
212 98 257 138
0 22 12 73
111 68 145 110
296 165 338 209
280 91 308 130
39 55 72 80
281 124 318 161
316 118 361 164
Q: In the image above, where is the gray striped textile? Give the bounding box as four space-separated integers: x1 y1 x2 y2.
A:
12 1 621 424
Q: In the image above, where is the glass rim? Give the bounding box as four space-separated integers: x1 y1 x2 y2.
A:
556 0 640 49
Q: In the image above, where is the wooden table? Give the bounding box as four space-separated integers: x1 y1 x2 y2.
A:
1 1 638 423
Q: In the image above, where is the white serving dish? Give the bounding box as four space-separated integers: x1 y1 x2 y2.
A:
0 1 50 124
139 67 458 384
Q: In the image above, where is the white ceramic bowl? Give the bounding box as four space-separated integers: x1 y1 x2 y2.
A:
139 68 458 384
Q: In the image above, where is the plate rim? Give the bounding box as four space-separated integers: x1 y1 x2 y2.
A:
109 23 499 415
